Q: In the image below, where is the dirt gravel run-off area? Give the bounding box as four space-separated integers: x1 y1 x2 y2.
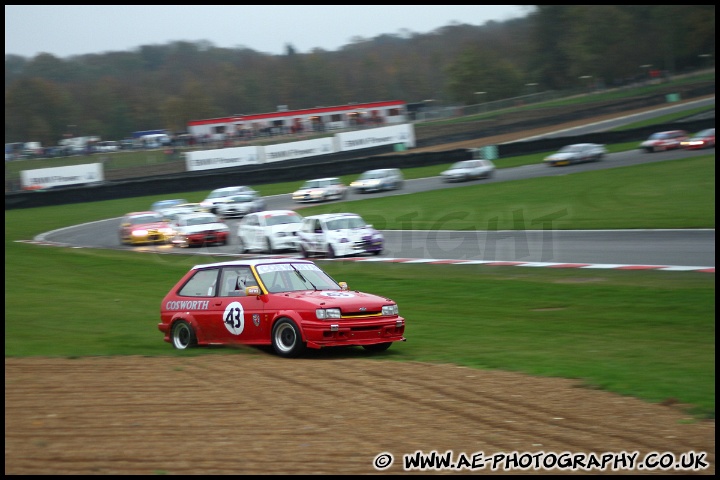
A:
5 97 715 475
4 355 715 475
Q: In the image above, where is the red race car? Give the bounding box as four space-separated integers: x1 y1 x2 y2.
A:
639 130 688 153
168 212 230 247
681 128 715 150
159 258 406 357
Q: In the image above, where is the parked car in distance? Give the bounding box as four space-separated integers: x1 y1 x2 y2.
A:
168 212 230 248
200 186 260 214
158 258 406 357
681 128 715 150
292 177 347 203
349 168 404 193
237 210 303 254
639 130 688 153
440 159 495 182
297 213 383 259
215 193 267 219
93 140 120 153
119 211 174 245
543 143 607 166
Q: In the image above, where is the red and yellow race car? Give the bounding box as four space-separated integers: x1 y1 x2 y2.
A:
158 258 406 357
118 211 174 245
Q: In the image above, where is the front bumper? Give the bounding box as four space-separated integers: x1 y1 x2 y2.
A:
172 232 228 247
302 317 405 349
292 194 323 203
274 235 301 250
334 238 383 256
129 232 172 244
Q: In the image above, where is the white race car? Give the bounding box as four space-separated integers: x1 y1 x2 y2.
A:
297 213 383 258
237 210 303 254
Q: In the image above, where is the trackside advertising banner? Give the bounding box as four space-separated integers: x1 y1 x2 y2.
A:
263 137 336 163
21 163 104 189
336 123 415 151
182 123 415 172
185 146 262 172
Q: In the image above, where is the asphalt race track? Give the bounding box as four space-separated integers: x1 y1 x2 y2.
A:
28 96 716 271
31 144 715 272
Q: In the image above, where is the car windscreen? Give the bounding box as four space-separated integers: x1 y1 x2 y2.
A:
188 216 217 226
360 171 383 179
256 262 341 293
209 190 233 199
559 145 580 152
131 214 163 225
266 214 302 226
152 200 185 210
326 216 365 230
451 161 471 169
230 195 254 203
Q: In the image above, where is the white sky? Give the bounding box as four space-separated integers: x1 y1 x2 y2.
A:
5 5 531 58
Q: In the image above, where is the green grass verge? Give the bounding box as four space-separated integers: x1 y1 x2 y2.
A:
294 156 716 230
4 151 715 419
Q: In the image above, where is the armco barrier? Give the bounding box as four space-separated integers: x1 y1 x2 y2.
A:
5 147 470 210
5 119 714 211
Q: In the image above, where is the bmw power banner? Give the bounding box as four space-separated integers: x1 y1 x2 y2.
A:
20 163 104 190
185 146 262 171
336 124 416 151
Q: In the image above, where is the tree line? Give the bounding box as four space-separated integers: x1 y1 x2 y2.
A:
4 5 715 147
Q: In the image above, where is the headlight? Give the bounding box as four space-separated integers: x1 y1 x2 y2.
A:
159 227 174 235
316 308 341 319
132 229 148 237
382 305 399 316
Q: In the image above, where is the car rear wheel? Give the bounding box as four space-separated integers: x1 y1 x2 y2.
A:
171 320 197 350
265 237 275 254
363 342 392 353
237 236 247 253
327 245 336 259
300 244 310 258
272 318 306 358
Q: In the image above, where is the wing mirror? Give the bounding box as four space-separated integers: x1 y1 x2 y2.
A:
338 282 348 291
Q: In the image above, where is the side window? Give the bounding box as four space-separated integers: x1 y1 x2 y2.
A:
178 269 220 297
219 266 256 296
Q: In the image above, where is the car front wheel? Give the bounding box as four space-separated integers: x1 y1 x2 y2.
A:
237 236 247 253
265 237 275 254
272 318 306 358
171 320 197 350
